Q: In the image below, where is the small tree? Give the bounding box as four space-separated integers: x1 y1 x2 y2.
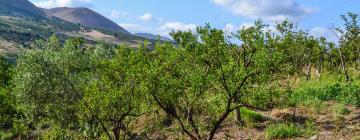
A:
13 36 91 135
78 45 148 140
145 22 276 140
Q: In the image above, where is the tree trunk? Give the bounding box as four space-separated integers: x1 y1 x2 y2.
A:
339 48 351 82
306 63 311 81
357 47 360 69
187 107 201 140
162 113 173 127
208 109 233 140
113 128 120 140
234 107 242 125
233 93 243 125
318 54 323 78
187 107 193 122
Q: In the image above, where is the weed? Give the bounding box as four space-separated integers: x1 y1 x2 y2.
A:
265 123 302 139
334 104 351 116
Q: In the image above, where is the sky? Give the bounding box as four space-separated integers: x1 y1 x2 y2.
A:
29 0 360 42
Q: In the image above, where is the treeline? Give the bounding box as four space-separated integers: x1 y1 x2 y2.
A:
0 13 359 139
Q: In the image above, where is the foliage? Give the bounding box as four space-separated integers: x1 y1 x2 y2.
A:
289 82 360 107
0 12 359 139
334 104 351 116
265 123 303 139
240 107 265 123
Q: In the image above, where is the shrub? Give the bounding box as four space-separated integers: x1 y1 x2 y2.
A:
265 123 302 139
304 120 317 137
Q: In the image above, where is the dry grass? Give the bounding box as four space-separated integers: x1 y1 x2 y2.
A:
0 38 18 54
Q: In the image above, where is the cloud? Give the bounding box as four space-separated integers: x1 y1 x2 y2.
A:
138 13 165 24
139 13 154 21
160 22 197 31
224 22 279 34
34 0 93 8
119 22 198 37
211 0 316 21
309 27 339 43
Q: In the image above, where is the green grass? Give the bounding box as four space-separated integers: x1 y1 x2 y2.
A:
265 123 302 139
241 107 265 123
334 104 351 116
304 120 317 137
0 131 14 140
288 72 360 108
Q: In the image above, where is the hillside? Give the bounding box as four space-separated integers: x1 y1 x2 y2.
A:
45 7 130 34
0 0 149 54
0 0 47 19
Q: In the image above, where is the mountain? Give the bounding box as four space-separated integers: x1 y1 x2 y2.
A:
45 7 129 34
135 33 171 41
0 0 47 19
0 0 151 54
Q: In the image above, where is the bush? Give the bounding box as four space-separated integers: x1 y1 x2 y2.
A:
265 123 302 139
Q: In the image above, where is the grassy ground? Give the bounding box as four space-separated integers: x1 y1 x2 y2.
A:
129 71 360 140
1 70 358 140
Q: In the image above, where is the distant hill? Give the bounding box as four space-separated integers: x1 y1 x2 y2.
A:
0 0 47 19
135 33 171 41
0 0 152 54
45 7 130 34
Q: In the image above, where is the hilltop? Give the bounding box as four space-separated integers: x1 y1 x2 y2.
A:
45 7 130 34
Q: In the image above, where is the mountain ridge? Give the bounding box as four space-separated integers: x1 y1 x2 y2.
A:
44 7 130 34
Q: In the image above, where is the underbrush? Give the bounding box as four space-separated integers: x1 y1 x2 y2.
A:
241 108 266 123
287 72 360 108
289 83 360 107
265 120 316 140
265 123 302 139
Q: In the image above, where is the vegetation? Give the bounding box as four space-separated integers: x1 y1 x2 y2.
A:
265 123 303 139
0 13 359 139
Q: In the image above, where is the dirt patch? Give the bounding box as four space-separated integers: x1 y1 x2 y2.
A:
0 38 18 54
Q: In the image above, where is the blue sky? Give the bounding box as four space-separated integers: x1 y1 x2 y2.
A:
29 0 359 42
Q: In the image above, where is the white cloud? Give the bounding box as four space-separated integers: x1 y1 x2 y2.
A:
223 23 249 34
139 13 154 21
138 13 165 24
223 22 281 37
309 27 339 43
223 24 338 43
211 0 316 21
34 0 92 8
160 22 197 32
119 22 198 37
224 23 237 34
